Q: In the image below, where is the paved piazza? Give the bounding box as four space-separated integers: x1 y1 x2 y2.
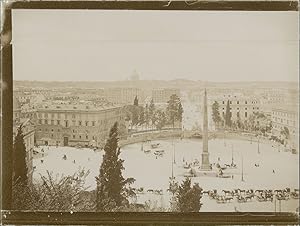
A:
33 137 299 212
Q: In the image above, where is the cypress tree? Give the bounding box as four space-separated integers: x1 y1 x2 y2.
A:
225 100 232 128
177 102 184 123
166 94 180 128
149 99 156 128
96 122 135 211
133 96 139 106
212 101 222 127
138 106 145 126
144 104 150 128
13 125 28 185
176 177 203 212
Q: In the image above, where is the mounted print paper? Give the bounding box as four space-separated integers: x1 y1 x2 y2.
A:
10 8 299 213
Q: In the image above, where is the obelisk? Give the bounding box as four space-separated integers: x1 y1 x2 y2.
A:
201 88 211 170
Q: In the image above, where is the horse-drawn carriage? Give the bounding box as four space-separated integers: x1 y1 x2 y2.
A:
276 193 290 200
216 195 226 204
237 195 248 203
291 189 299 199
256 191 273 202
208 190 218 199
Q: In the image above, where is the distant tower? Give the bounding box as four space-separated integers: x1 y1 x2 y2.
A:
201 88 211 170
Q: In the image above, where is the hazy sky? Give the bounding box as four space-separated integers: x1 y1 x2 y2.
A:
12 10 298 82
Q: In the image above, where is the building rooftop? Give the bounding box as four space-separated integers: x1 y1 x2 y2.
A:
272 104 299 113
36 101 121 112
13 97 21 110
209 94 259 101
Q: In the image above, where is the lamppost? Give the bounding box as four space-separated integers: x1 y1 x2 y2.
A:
241 152 244 182
257 134 260 154
231 143 234 166
173 139 176 164
169 150 177 210
223 128 226 147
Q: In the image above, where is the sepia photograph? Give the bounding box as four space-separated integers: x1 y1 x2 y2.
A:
3 3 299 219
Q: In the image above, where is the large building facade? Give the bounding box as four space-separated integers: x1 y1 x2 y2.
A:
258 88 299 115
103 87 145 105
152 88 181 103
210 94 260 122
35 101 127 148
271 105 299 150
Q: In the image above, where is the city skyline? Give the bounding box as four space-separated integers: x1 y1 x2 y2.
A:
12 10 298 82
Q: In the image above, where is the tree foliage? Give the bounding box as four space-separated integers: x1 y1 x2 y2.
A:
96 122 135 211
12 170 92 211
138 107 146 126
133 95 139 106
280 126 290 140
166 94 183 128
178 102 183 123
13 125 29 186
124 104 140 128
154 109 167 130
211 101 222 127
174 177 203 212
224 100 232 128
144 104 150 128
131 106 140 126
149 99 156 127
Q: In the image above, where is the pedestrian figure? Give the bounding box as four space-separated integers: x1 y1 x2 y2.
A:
42 153 44 157
273 169 275 173
88 158 90 161
218 157 220 161
73 160 76 164
232 175 234 179
41 159 44 163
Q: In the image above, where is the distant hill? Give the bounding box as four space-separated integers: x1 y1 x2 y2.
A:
13 80 298 90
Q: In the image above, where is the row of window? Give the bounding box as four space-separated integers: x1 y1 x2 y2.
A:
221 100 258 105
273 117 296 126
40 132 97 140
38 127 99 137
272 111 296 118
38 112 100 120
221 107 259 111
38 119 97 127
72 135 96 140
39 128 61 132
222 112 248 117
37 112 121 120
